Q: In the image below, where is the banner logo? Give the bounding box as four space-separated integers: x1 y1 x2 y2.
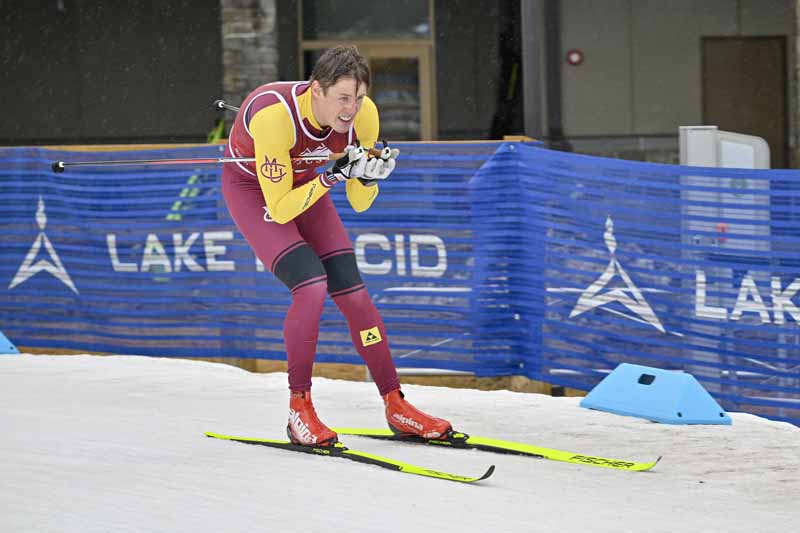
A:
547 216 672 334
9 196 78 294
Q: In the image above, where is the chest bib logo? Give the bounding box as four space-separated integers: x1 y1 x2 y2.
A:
298 145 332 159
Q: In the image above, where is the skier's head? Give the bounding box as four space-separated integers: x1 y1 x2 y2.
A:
309 45 370 133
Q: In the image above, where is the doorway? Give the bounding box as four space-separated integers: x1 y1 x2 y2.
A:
301 45 435 141
701 37 787 168
298 0 436 141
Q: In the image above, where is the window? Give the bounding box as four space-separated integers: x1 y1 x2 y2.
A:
299 0 436 140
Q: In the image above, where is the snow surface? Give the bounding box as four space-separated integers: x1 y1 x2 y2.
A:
1 354 798 533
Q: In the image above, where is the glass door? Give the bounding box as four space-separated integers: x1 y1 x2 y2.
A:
299 0 436 141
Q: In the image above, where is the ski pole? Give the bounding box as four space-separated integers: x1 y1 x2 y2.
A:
51 149 386 173
211 99 240 113
51 153 350 173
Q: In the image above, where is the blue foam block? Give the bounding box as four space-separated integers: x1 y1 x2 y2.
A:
580 363 731 425
0 330 19 355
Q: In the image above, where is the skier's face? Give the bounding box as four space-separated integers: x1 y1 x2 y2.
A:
311 77 367 134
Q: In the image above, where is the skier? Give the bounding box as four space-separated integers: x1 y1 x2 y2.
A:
221 45 452 446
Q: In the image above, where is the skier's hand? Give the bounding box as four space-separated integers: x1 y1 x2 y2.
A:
360 146 399 182
325 144 368 182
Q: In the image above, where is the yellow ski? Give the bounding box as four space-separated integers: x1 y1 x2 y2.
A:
331 428 660 472
205 432 495 484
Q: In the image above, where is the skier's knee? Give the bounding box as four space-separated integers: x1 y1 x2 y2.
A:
322 251 363 294
272 243 326 291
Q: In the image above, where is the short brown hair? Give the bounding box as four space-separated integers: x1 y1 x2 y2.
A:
310 45 370 92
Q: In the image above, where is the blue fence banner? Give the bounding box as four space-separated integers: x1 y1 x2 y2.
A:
471 143 800 425
1 141 799 425
0 143 503 374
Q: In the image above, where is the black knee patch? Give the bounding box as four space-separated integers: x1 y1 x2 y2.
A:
272 244 326 290
322 252 363 293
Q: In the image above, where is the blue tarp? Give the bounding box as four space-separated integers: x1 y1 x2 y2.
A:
1 141 798 425
472 143 800 425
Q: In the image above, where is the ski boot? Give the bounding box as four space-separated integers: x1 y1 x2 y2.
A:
287 390 338 446
383 389 452 440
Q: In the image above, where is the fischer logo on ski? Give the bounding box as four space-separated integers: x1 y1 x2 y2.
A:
331 427 661 472
568 455 635 469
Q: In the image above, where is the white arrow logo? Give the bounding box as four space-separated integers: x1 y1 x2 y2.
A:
547 216 675 334
9 196 78 294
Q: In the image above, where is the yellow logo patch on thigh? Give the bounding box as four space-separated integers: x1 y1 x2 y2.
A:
359 326 383 347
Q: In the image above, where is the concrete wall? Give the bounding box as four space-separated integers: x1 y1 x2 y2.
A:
559 0 795 163
221 0 279 110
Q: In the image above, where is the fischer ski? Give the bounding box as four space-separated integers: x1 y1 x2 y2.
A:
331 428 660 472
205 432 495 484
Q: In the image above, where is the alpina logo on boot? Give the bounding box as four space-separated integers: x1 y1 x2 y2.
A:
359 326 382 347
392 413 423 431
288 408 317 444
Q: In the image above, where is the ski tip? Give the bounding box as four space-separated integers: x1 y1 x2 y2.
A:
480 464 496 481
205 431 234 441
638 456 662 472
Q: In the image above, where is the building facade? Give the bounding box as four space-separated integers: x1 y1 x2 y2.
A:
4 0 799 168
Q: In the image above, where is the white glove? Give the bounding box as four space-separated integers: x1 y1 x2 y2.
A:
378 146 400 161
361 146 400 181
325 144 368 182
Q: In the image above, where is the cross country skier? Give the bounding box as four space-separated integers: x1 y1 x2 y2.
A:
221 45 452 446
